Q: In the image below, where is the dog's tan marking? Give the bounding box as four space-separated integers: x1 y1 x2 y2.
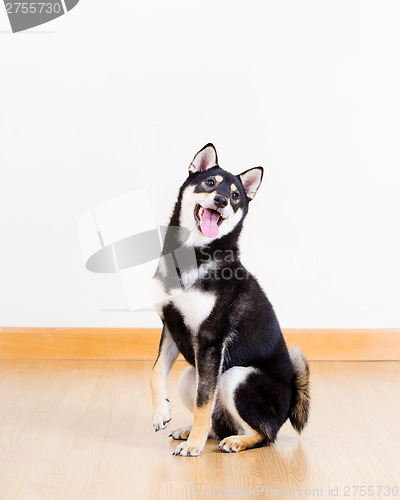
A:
151 369 171 431
230 184 238 192
190 399 214 442
218 431 266 453
215 175 223 183
173 399 214 456
201 191 216 198
150 364 166 414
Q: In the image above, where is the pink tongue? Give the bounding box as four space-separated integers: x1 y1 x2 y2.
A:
200 209 220 238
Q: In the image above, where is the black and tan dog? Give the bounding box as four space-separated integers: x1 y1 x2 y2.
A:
150 144 310 456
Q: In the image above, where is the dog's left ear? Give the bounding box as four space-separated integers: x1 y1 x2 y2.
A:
189 143 218 174
239 167 263 200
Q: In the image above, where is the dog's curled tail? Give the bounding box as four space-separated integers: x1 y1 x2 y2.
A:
288 344 310 433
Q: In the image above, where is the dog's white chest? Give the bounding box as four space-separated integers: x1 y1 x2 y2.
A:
172 289 216 333
153 277 216 334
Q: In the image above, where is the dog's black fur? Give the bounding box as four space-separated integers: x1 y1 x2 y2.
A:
151 144 310 455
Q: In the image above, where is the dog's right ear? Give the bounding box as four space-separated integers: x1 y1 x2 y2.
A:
189 144 218 174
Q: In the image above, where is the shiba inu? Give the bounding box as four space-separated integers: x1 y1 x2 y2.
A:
150 144 310 456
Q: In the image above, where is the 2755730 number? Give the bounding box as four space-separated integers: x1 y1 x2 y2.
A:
343 485 399 497
5 2 62 15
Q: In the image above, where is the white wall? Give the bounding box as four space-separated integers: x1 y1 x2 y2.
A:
0 0 399 328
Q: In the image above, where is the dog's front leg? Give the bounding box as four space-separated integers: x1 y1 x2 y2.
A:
150 325 179 432
173 343 222 457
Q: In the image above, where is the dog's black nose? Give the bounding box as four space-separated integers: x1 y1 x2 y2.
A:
214 195 228 208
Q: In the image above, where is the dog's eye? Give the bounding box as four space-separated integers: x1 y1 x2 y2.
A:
231 192 239 200
206 179 215 187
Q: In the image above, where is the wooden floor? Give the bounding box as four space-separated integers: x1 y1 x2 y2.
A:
0 361 399 500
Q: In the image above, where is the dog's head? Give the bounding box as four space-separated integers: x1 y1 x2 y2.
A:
178 144 263 246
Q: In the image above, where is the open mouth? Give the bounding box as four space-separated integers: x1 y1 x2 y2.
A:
194 204 224 238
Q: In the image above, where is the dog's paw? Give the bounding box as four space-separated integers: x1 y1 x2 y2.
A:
218 436 246 453
172 441 203 457
169 425 192 440
152 398 171 432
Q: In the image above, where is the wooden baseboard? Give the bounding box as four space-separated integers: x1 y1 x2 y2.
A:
0 328 399 361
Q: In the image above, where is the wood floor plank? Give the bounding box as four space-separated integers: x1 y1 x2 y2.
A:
0 361 398 499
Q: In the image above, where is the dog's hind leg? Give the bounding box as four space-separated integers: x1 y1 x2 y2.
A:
216 365 293 453
216 366 266 452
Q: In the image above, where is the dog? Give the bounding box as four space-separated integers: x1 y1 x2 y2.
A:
150 144 310 456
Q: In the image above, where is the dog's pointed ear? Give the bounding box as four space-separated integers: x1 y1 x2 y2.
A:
189 143 218 174
239 167 263 200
